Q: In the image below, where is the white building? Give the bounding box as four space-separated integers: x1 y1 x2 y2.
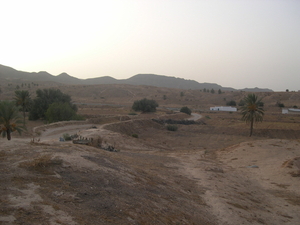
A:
282 108 300 114
210 106 237 112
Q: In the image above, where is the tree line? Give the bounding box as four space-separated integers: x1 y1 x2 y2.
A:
0 88 83 140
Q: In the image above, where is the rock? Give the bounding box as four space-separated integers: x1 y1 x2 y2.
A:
205 166 224 173
247 165 259 168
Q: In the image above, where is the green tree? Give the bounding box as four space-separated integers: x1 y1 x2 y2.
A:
226 100 237 106
29 89 76 120
132 98 158 113
218 89 222 94
14 90 31 125
45 102 82 123
210 89 215 94
0 101 25 140
240 94 264 137
180 106 192 115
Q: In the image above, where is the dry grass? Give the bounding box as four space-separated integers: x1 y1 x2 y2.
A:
19 154 63 174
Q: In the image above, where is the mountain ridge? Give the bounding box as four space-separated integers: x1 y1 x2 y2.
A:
0 64 273 92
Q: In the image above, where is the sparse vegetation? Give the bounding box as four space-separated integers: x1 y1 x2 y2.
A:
152 119 198 125
166 124 178 131
19 154 63 174
132 133 139 138
276 102 285 108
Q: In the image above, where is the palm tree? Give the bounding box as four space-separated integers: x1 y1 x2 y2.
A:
240 93 264 137
14 90 31 125
0 101 25 140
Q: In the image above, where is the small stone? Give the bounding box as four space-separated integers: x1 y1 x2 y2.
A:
247 165 259 168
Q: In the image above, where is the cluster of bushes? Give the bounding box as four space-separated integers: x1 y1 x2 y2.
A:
152 119 197 125
16 88 84 124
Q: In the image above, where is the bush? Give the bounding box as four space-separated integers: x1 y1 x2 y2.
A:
226 100 236 106
276 102 285 108
132 98 158 113
166 125 178 131
152 119 196 125
180 106 192 115
63 133 72 141
45 102 83 123
132 134 139 138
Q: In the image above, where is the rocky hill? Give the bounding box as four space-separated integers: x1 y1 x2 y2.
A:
0 64 273 92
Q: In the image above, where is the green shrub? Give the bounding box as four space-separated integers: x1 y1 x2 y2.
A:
45 102 83 123
166 125 178 131
180 106 192 115
63 133 72 141
132 134 139 138
128 112 137 115
132 98 158 113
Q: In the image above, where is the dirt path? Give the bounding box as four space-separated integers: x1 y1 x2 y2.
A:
169 140 300 225
187 113 202 121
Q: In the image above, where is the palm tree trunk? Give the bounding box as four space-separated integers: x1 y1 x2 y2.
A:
249 118 254 137
23 111 26 125
7 129 11 140
23 106 26 125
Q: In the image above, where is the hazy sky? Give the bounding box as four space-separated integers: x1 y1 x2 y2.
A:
1 0 300 91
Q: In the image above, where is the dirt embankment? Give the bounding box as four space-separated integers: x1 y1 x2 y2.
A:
1 114 300 225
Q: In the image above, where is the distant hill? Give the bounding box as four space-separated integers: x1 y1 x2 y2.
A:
0 64 273 92
239 87 273 92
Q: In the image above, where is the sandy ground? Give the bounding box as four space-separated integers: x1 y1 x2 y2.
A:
0 117 300 224
170 140 300 225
